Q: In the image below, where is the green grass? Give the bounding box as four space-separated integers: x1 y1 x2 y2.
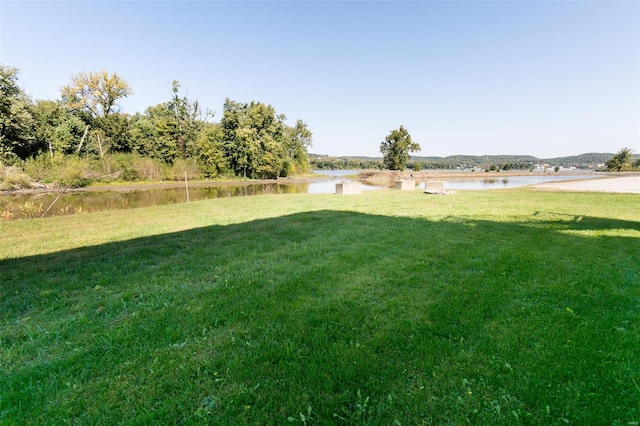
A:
1 189 639 425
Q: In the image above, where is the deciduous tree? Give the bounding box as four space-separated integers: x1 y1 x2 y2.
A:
0 65 35 162
61 71 133 156
61 71 132 118
379 125 420 170
284 119 313 174
196 123 228 178
31 100 85 158
130 80 207 163
221 99 284 178
606 147 634 172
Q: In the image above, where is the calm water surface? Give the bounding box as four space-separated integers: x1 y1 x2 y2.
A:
440 174 598 190
1 171 598 219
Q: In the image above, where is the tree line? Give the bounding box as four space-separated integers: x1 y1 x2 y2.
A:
0 65 313 186
310 157 538 172
311 150 640 172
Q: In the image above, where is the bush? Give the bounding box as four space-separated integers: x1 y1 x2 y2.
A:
56 156 93 187
23 153 53 182
99 153 141 181
0 149 21 166
24 154 92 187
0 165 32 190
280 159 294 177
20 152 208 184
19 202 44 219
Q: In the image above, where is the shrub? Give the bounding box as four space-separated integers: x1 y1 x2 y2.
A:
19 201 44 219
0 148 21 166
24 154 92 187
0 165 32 190
99 153 141 181
0 207 15 221
23 153 54 182
56 156 93 187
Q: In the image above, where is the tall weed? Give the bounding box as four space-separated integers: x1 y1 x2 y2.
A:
99 153 141 181
24 154 92 187
168 158 200 181
133 157 167 180
0 165 32 190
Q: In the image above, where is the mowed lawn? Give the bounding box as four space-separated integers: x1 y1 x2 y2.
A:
1 189 638 425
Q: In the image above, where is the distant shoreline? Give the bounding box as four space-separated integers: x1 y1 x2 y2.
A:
356 169 608 182
2 170 632 196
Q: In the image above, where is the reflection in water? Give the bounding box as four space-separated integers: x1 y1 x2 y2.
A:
0 183 314 219
441 175 596 190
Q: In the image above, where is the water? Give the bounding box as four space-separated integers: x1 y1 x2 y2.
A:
308 170 386 194
1 171 599 219
312 170 599 191
440 174 598 190
0 183 313 219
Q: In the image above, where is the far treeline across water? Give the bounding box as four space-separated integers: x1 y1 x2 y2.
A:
310 152 639 172
0 67 313 188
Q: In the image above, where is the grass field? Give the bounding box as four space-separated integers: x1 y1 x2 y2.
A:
1 189 639 424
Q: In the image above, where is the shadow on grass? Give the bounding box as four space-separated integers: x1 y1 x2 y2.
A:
1 210 639 425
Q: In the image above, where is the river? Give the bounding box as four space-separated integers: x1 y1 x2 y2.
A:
1 170 599 220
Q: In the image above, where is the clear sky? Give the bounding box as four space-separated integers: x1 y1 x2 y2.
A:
1 1 638 158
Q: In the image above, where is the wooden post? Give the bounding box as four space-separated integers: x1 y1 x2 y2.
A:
41 168 84 218
97 133 104 158
184 171 190 203
76 125 90 153
48 141 54 164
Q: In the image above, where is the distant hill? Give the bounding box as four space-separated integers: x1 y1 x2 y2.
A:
309 152 631 170
542 153 617 167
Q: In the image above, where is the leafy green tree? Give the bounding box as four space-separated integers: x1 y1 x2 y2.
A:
221 99 287 178
606 147 634 172
92 113 133 154
31 100 86 158
196 122 228 178
129 113 157 158
232 123 261 178
283 119 313 175
0 65 35 163
379 125 420 170
60 71 133 156
220 99 313 179
130 80 206 163
166 80 207 159
131 104 179 162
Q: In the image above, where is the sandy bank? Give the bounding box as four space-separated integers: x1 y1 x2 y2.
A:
532 175 640 194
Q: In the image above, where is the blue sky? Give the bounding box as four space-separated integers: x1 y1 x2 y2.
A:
1 1 638 158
